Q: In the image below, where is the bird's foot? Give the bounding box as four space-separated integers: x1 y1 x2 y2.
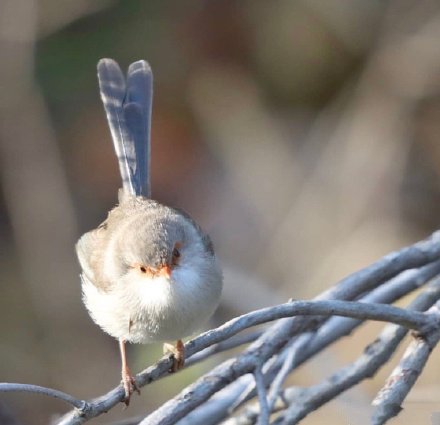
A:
121 366 140 407
163 339 185 372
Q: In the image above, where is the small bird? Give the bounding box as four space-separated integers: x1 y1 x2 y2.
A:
76 59 223 405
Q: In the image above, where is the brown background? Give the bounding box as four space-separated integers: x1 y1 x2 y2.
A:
0 1 440 424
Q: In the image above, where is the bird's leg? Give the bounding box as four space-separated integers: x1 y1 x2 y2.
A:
163 339 185 372
119 338 140 406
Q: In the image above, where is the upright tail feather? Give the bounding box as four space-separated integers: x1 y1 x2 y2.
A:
97 58 153 198
125 60 153 197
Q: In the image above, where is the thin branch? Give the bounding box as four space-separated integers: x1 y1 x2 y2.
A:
185 330 263 367
226 344 293 416
371 301 440 425
139 303 439 425
55 230 440 424
226 334 313 418
280 280 440 424
172 262 440 425
227 372 264 414
276 327 409 425
307 261 440 355
246 231 440 399
238 278 440 425
177 375 256 425
180 290 440 418
267 333 312 411
0 383 87 410
307 231 440 303
254 365 270 425
192 299 436 347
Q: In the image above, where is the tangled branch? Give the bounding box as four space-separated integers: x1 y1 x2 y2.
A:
2 231 440 425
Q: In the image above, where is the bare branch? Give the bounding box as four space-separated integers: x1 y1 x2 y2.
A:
185 330 263 368
267 333 312 411
372 301 440 425
0 383 86 410
11 230 437 425
178 376 256 425
234 277 440 425
173 262 440 424
307 261 440 355
139 303 438 425
253 365 270 425
311 231 440 303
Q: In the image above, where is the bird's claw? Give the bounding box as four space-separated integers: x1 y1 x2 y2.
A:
121 368 140 407
163 340 185 373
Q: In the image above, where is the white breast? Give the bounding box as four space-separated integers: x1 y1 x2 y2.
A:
82 257 222 344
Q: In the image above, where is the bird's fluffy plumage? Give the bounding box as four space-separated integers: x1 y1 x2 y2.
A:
77 195 222 343
77 58 222 403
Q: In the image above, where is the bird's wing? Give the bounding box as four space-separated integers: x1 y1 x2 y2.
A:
75 226 107 285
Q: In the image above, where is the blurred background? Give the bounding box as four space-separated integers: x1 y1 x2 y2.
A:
1 0 440 424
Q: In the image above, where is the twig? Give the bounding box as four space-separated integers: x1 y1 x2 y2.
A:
267 333 312 411
185 299 437 359
247 231 440 396
226 340 296 416
253 365 270 425
308 261 440 353
177 375 255 425
266 278 440 424
285 279 440 424
275 327 409 424
371 300 440 425
225 336 304 417
172 262 440 424
181 292 439 417
307 231 440 303
185 330 263 367
139 302 439 425
52 231 440 424
0 383 87 410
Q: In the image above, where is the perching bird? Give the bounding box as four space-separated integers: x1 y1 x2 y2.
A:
76 59 223 405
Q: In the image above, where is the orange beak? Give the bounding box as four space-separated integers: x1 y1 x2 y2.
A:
134 263 173 279
158 265 172 279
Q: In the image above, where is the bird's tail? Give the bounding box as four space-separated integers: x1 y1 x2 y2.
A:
97 58 153 197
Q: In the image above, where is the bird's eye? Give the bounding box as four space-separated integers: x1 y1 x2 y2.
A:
131 263 150 274
172 244 181 265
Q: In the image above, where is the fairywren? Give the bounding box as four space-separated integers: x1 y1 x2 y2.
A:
76 59 222 404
